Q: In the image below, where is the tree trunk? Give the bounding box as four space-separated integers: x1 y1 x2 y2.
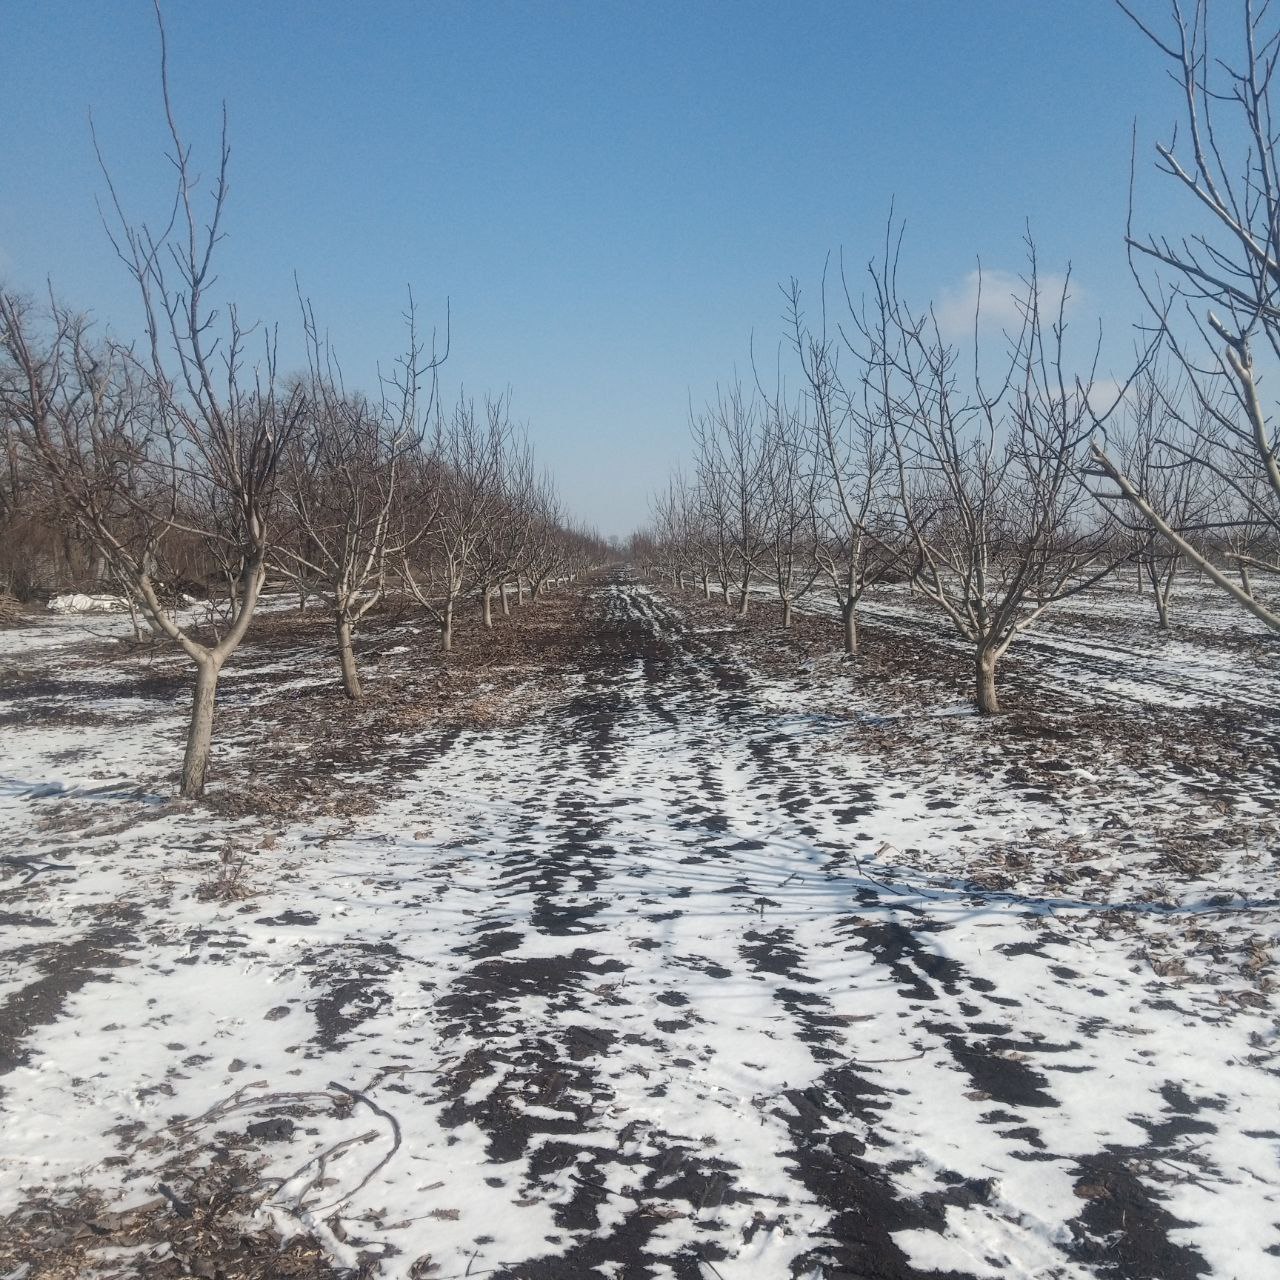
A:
701 571 711 599
781 597 792 628
337 613 361 699
842 599 858 656
125 593 144 643
181 656 222 798
442 595 454 652
737 574 751 618
500 582 511 616
482 589 493 628
975 645 1000 716
518 578 527 605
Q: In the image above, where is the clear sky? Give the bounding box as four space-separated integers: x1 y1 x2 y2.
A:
3 1 1185 536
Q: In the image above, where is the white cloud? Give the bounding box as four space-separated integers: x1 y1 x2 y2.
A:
933 266 1075 342
1085 375 1131 421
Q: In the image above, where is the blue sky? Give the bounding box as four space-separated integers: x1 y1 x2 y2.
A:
4 2 1181 535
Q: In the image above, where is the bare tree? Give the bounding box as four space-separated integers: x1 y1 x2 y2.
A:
1222 470 1279 594
784 268 900 655
1090 0 1280 630
1107 364 1214 629
465 395 530 628
691 383 768 615
0 290 302 794
0 375 53 600
689 434 736 605
884 242 1123 714
757 385 820 628
524 476 570 600
648 475 688 591
2 16 304 796
0 302 149 605
402 393 501 651
276 296 444 698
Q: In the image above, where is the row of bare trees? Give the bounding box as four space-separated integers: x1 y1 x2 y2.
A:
645 235 1138 715
275 317 589 699
0 17 599 798
644 1 1280 715
0 284 599 794
644 239 1272 715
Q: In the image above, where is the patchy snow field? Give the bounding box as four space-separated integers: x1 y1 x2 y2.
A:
1 574 1278 1279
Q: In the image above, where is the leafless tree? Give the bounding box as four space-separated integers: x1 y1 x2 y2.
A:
1107 364 1214 629
1222 470 1279 594
756 384 820 628
690 446 736 605
402 393 501 650
558 521 606 581
0 291 303 794
885 241 1123 714
2 17 304 795
464 394 532 627
0 380 52 600
276 295 445 697
783 266 901 655
691 383 768 615
523 476 571 600
1090 0 1280 630
648 475 691 591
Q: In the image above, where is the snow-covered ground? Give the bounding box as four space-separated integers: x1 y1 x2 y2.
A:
1 575 1277 1278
